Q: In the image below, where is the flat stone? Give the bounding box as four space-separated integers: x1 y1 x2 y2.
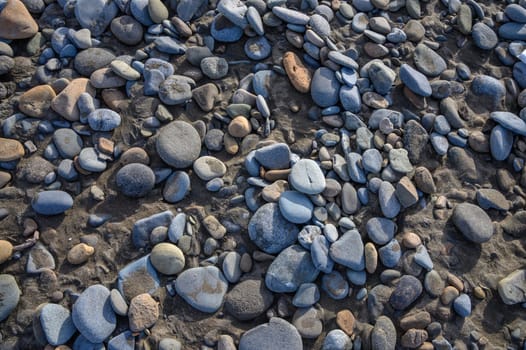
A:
396 176 419 208
224 279 274 320
278 190 313 224
311 67 340 108
498 269 526 305
414 44 446 77
111 16 143 46
193 156 227 181
248 202 299 254
476 188 510 211
452 203 494 243
366 217 396 245
0 137 24 161
87 108 121 131
239 317 302 350
67 243 95 265
329 229 364 270
18 85 56 118
75 0 118 36
400 64 432 97
201 56 229 79
324 329 352 350
157 120 201 168
389 148 413 173
490 111 526 136
163 171 191 203
254 143 290 170
371 316 396 350
472 22 498 50
72 284 116 344
0 0 38 39
0 274 20 322
293 283 320 307
174 266 228 313
289 159 325 195
32 190 73 215
117 255 160 300
40 303 76 346
379 181 401 218
51 78 95 121
292 306 323 339
150 242 185 275
158 75 195 105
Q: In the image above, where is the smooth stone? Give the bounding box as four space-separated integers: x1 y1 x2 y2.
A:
224 279 274 320
366 217 396 245
389 275 423 310
74 48 116 77
346 152 367 183
87 109 121 131
340 85 361 113
368 61 396 95
40 303 76 346
174 266 228 313
293 283 320 307
239 317 302 350
19 85 56 118
499 22 526 41
498 269 526 305
254 143 290 170
128 293 159 332
245 36 272 60
130 0 153 25
490 111 526 136
472 22 498 50
222 251 242 283
311 235 334 273
72 284 116 343
201 56 229 79
72 335 105 350
400 64 432 97
292 307 323 339
283 51 311 93
453 294 471 317
324 329 352 350
476 188 510 211
110 60 140 80
322 271 349 300
32 190 73 215
414 245 433 271
0 274 20 322
452 203 494 243
297 225 322 250
117 255 161 300
157 120 201 168
90 68 127 89
67 243 95 264
378 181 401 218
329 229 364 270
193 156 227 181
490 125 514 161
311 67 340 108
248 202 299 254
341 182 360 214
176 0 206 21
52 128 83 159
26 242 55 273
110 289 128 316
111 16 143 46
148 0 168 23
0 0 38 39
150 242 185 275
279 190 313 224
471 75 505 105
272 6 309 24
163 171 190 203
51 78 95 121
78 147 107 172
192 83 219 112
211 13 244 42
378 239 402 268
75 0 118 37
228 116 251 137
159 338 182 350
159 75 195 105
371 316 396 350
414 44 447 77
389 148 413 173
289 159 326 194
108 331 134 350
0 137 24 161
265 245 319 293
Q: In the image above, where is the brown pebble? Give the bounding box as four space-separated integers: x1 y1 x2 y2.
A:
418 341 434 350
51 78 95 121
403 86 428 109
0 137 25 161
261 180 289 202
400 311 431 330
446 273 464 292
120 147 150 165
363 91 390 109
336 309 355 336
0 171 11 188
364 242 378 274
402 232 421 249
0 240 13 264
401 329 428 348
228 116 252 138
264 169 291 182
440 286 460 305
128 293 159 332
51 291 64 303
23 218 38 237
67 243 95 265
101 88 128 111
97 137 115 155
223 133 239 154
473 286 486 299
202 215 226 239
0 0 38 39
283 51 312 93
18 85 56 118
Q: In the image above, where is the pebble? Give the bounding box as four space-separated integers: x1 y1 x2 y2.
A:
239 317 302 350
224 279 274 320
201 57 229 79
159 75 195 105
0 240 13 264
32 190 73 215
453 293 471 317
159 338 182 350
289 159 326 195
51 78 95 121
414 44 447 77
311 235 333 273
390 275 423 310
150 242 185 275
499 269 526 306
222 251 242 283
116 163 155 198
40 303 76 346
476 188 510 211
110 289 128 316
329 229 365 270
254 143 290 170
265 245 319 293
245 36 272 60
378 181 401 218
311 67 340 107
18 85 56 118
283 51 311 93
162 171 191 203
0 274 20 322
128 293 159 332
87 109 121 131
67 243 95 265
108 331 134 350
322 270 349 300
193 156 227 181
452 203 494 243
211 14 244 42
472 22 498 50
0 0 38 39
378 239 402 268
117 255 161 300
111 16 144 45
157 121 201 168
72 284 116 343
371 316 397 350
278 190 313 224
399 64 432 97
366 217 396 245
174 266 228 313
0 137 25 161
292 306 323 338
293 283 320 307
490 111 526 136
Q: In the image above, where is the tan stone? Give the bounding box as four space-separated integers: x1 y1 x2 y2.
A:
364 242 378 274
18 85 56 118
223 133 239 155
283 51 311 93
401 232 421 249
101 88 128 111
0 0 38 40
0 137 24 161
0 171 11 188
51 78 95 121
0 240 13 264
67 243 94 265
262 180 288 202
440 285 460 305
128 293 159 332
336 309 355 336
401 329 428 348
228 116 251 138
264 168 290 182
446 272 464 292
120 147 149 165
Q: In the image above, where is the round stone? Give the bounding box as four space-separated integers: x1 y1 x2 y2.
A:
87 108 121 131
239 317 302 350
162 171 191 203
278 190 313 224
111 16 144 46
0 137 24 161
228 116 252 137
0 274 20 322
53 128 83 159
116 163 156 198
244 36 272 60
289 159 326 195
193 156 227 181
150 243 185 275
18 84 56 118
67 243 95 265
32 190 74 215
389 275 423 310
201 56 229 79
224 279 274 320
371 316 396 350
451 203 494 243
0 240 13 264
311 67 340 107
157 121 201 168
174 266 228 313
78 147 107 172
40 303 76 346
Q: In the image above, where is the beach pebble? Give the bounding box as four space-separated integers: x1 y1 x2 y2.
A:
201 57 229 79
116 163 155 198
224 278 274 320
150 243 185 275
254 143 290 170
157 120 201 168
32 190 73 215
323 329 352 350
498 269 526 305
390 275 423 310
453 294 471 317
108 331 134 350
322 270 349 300
110 289 128 316
117 255 160 300
293 283 320 307
476 188 510 211
52 129 83 159
329 229 364 270
159 338 182 350
111 16 144 46
0 0 38 39
371 316 396 350
0 240 13 264
158 75 195 105
265 245 319 293
245 36 272 60
222 251 242 283
78 147 107 172
379 181 401 218
283 51 311 93
248 202 299 254
0 274 20 322
74 48 116 77
292 306 323 339
471 75 505 105
193 156 227 181
18 85 56 118
51 78 95 121
452 203 494 243
128 293 159 332
311 67 340 108
311 235 333 273
87 109 121 131
289 159 326 195
211 14 244 42
174 266 228 313
40 303 76 346
490 111 526 136
472 22 498 50
400 64 432 97
278 190 313 224
163 171 191 203
239 317 302 350
75 0 118 37
366 217 396 245
67 243 95 265
414 44 446 77
72 284 116 343
0 137 25 161
378 239 402 268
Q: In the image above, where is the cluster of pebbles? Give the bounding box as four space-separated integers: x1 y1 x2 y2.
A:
1 0 526 349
